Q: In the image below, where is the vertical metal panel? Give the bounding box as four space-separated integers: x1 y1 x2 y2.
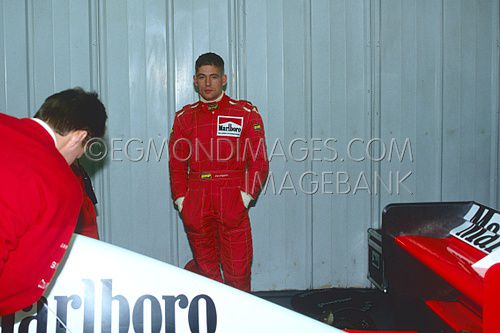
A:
370 0 383 229
98 0 176 263
31 0 55 107
30 0 93 106
99 0 132 251
165 0 180 265
311 0 371 288
310 0 333 289
0 1 30 117
0 0 95 113
173 0 231 108
246 0 313 290
493 0 500 209
245 0 273 289
379 0 443 212
228 0 246 99
144 0 172 261
442 0 498 205
378 0 499 211
281 0 311 290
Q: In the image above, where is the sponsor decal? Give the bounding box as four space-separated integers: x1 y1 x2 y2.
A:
201 172 212 180
217 116 243 137
0 279 217 333
450 204 500 254
0 236 343 333
253 123 261 131
214 174 229 178
207 103 219 111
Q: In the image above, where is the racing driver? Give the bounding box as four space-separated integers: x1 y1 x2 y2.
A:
168 52 269 291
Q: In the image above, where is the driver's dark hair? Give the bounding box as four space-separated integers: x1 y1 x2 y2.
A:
34 87 107 139
195 52 224 73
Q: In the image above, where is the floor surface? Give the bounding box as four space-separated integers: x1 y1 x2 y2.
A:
254 288 419 331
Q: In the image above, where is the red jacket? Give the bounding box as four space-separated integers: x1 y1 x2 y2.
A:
0 113 82 315
72 164 99 240
169 94 269 200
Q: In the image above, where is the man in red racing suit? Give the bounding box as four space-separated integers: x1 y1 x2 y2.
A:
169 53 269 291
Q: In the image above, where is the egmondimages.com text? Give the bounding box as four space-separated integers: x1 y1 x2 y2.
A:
85 137 414 195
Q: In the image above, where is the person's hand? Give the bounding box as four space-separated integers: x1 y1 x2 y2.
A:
175 197 185 212
240 191 253 208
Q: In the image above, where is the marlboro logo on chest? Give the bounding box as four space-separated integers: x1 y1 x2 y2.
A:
217 116 243 137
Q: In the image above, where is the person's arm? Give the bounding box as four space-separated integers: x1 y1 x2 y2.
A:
168 111 190 208
244 106 269 200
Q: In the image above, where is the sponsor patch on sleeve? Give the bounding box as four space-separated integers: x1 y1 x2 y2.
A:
253 123 262 131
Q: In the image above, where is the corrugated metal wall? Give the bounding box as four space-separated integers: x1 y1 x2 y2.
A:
1 0 498 290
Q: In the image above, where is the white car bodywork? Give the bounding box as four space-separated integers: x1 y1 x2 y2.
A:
0 235 344 332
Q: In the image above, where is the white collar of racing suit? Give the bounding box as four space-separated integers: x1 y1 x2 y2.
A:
199 92 224 104
31 118 57 145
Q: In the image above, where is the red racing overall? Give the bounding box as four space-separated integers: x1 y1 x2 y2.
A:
169 94 268 291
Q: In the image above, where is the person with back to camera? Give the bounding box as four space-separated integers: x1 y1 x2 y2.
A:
0 88 107 315
169 52 269 291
